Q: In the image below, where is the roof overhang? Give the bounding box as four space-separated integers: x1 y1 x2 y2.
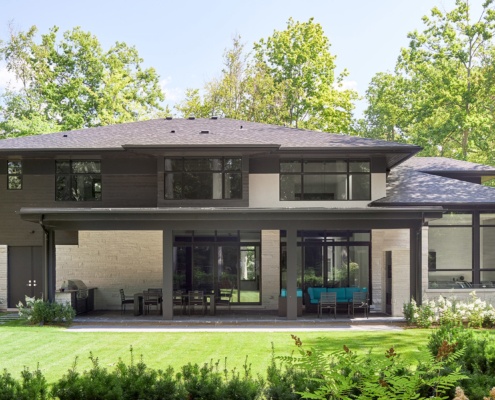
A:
20 206 444 231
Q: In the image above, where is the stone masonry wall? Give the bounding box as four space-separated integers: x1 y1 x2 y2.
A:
371 229 410 317
56 231 163 310
261 230 280 310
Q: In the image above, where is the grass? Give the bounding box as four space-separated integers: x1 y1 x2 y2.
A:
0 321 430 384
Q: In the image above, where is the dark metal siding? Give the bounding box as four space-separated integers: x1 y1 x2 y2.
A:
0 155 158 246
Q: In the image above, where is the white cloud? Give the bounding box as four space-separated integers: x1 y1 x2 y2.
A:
0 64 23 91
160 76 183 102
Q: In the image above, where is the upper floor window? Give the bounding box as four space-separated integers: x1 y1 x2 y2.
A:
164 157 242 200
56 160 102 201
280 159 370 201
7 161 22 190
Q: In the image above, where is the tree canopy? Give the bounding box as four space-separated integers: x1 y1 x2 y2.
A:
0 25 166 137
176 19 357 133
358 0 495 165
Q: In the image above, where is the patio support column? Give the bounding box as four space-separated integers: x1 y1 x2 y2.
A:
286 227 298 320
410 223 422 305
162 228 174 320
42 229 56 303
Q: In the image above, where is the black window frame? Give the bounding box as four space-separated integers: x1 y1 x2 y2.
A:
279 159 371 201
55 160 102 202
7 160 23 190
164 157 242 200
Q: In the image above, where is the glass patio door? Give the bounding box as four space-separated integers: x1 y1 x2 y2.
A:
173 231 261 304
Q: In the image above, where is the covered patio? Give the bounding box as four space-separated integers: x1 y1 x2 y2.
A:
20 206 443 320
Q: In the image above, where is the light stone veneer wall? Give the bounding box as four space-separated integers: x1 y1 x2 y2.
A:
56 231 163 310
261 230 280 310
371 229 411 317
56 229 281 310
0 245 7 311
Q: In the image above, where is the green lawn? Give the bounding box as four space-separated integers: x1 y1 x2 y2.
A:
0 322 430 384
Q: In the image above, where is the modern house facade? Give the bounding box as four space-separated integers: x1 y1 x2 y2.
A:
0 118 494 319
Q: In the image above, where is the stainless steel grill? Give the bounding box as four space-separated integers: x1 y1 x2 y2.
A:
67 279 88 300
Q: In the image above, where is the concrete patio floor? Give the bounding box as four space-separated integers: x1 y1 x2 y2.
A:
70 309 406 332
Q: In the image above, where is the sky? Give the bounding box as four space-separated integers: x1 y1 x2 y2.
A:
0 0 458 118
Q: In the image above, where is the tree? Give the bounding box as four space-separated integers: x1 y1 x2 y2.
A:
0 25 165 137
176 20 357 133
254 18 357 132
360 0 495 165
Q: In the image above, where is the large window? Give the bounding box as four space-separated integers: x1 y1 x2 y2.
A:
280 159 370 201
165 157 242 200
280 230 370 290
7 161 22 190
480 213 495 287
173 230 261 304
55 160 102 201
428 213 473 289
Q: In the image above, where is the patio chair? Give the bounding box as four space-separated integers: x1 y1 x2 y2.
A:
188 290 206 315
351 291 368 319
318 292 337 319
173 290 186 315
119 289 134 314
143 290 160 315
216 288 233 311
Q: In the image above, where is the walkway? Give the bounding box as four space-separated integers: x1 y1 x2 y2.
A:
70 310 406 332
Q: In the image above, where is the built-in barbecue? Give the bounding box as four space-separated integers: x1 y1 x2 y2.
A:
55 279 96 314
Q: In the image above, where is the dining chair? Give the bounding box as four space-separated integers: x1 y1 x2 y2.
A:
119 289 134 314
351 291 368 318
188 290 206 315
318 292 337 319
143 290 160 315
173 290 185 315
216 288 233 311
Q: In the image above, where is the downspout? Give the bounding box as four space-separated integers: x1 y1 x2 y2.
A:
39 215 51 302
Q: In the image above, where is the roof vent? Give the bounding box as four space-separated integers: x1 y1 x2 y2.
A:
171 130 176 133
200 130 210 134
165 116 173 120
188 116 195 120
240 125 243 129
63 134 68 137
211 116 218 120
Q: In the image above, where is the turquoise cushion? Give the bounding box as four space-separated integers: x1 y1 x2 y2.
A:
280 289 302 298
346 287 361 300
335 288 347 302
308 287 326 303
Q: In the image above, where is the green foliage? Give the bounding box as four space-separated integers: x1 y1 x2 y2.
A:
358 0 495 166
176 20 357 133
427 326 495 399
403 293 495 328
287 334 466 400
17 296 75 325
0 25 166 137
0 366 48 400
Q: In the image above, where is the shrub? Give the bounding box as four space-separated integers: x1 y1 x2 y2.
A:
18 296 75 325
288 335 466 400
0 366 48 400
404 292 495 329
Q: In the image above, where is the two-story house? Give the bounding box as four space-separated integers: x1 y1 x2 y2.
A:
1 118 494 319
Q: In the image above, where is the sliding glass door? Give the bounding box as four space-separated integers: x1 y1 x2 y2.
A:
173 231 261 304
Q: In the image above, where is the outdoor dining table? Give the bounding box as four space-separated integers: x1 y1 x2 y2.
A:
133 291 215 316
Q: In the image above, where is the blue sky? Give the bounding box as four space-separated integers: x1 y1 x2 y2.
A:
1 0 457 118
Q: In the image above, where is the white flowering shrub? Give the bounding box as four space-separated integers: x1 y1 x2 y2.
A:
404 292 495 328
17 295 74 325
